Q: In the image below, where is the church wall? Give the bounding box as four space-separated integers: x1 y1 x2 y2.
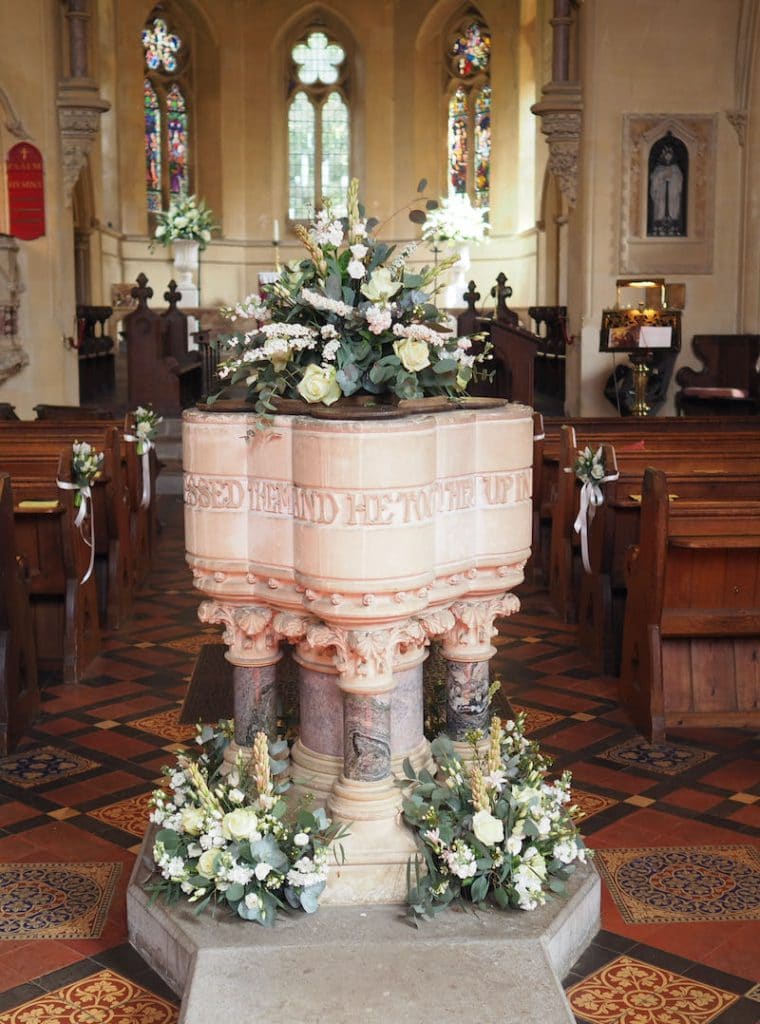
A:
0 0 80 417
571 0 743 415
105 0 545 320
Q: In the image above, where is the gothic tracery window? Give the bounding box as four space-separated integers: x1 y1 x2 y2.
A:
142 11 190 212
288 28 350 220
446 15 491 206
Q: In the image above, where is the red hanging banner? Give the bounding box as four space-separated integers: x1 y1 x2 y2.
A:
7 142 45 240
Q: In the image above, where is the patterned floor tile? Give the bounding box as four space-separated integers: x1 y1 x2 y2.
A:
128 708 194 743
511 703 564 733
0 969 178 1023
0 862 122 940
162 633 219 655
598 737 714 776
595 845 760 924
745 982 760 1001
0 748 100 789
567 955 738 1023
88 793 153 838
571 788 619 822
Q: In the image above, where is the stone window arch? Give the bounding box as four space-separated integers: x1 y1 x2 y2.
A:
142 5 192 212
287 25 351 220
445 9 491 206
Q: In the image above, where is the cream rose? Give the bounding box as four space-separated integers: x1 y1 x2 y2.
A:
472 809 505 847
393 337 430 373
197 849 219 878
296 364 342 405
221 807 260 842
180 806 205 836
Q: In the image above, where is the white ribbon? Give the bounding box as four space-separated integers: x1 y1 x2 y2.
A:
56 480 96 583
533 431 545 441
571 470 619 574
125 435 154 509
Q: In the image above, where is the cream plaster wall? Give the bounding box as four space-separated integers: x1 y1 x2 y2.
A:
570 0 745 415
0 0 80 417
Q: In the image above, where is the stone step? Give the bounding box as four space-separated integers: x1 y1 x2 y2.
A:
128 833 599 1024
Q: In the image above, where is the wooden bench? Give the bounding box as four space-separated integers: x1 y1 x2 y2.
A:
532 414 760 585
675 334 760 416
124 274 203 417
548 427 760 626
0 424 134 629
1 453 100 684
457 276 538 407
0 473 39 753
620 467 760 740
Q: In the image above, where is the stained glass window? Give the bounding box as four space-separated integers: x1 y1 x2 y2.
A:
144 81 162 213
448 88 468 195
166 84 188 199
446 15 491 207
450 21 491 78
474 86 491 206
288 29 350 220
142 11 191 215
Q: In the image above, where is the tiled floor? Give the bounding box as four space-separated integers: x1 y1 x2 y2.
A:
1 496 758 1022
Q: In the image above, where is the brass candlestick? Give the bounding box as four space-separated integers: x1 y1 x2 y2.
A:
630 351 651 417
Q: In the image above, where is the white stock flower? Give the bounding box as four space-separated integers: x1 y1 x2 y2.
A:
347 258 366 280
293 833 310 847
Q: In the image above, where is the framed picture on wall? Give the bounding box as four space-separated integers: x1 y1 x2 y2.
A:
620 114 717 275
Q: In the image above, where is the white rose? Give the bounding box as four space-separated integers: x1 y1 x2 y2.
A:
221 807 259 842
254 862 272 881
197 849 219 878
393 337 430 373
297 364 342 405
472 809 505 847
180 806 205 836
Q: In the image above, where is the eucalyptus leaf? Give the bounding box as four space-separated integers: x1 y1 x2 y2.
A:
409 209 426 225
299 881 326 913
470 874 489 902
417 178 428 193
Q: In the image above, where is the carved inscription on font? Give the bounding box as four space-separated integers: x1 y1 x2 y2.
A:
184 469 531 526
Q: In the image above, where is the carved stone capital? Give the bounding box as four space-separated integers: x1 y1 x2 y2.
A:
532 87 583 208
726 109 747 147
441 594 521 661
304 620 428 694
57 83 110 206
198 600 281 666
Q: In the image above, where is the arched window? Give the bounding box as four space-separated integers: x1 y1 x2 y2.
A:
446 14 491 207
142 10 190 212
288 28 350 220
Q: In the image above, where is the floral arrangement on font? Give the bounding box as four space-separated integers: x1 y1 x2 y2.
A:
214 179 492 414
152 194 217 251
401 714 588 920
148 722 348 926
421 192 490 246
70 441 104 508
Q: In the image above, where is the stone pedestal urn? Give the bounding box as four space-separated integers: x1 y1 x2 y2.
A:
183 402 533 903
172 238 200 307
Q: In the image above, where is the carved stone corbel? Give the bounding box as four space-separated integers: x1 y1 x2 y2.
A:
57 85 110 206
726 109 747 147
531 88 583 208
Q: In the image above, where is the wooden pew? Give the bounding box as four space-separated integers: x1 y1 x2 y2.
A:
32 406 157 579
1 453 100 684
0 424 133 629
124 274 203 417
533 415 760 585
548 429 760 674
675 334 760 416
620 467 760 740
0 473 39 753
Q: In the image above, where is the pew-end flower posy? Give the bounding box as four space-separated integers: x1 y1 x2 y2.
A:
132 405 162 455
213 179 492 414
402 714 588 920
71 441 104 505
421 192 490 247
152 194 217 251
574 445 606 485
